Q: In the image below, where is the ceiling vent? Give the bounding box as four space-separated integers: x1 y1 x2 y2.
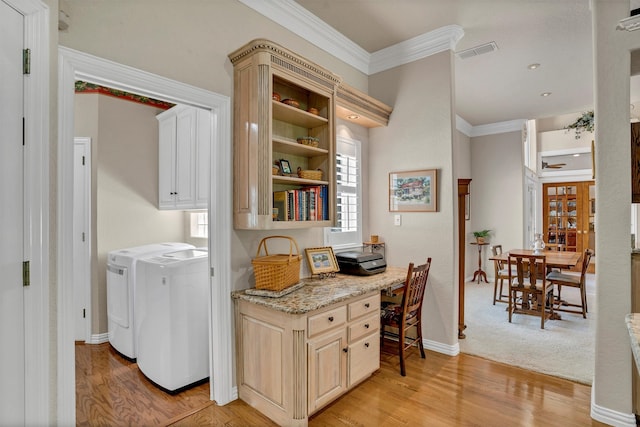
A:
456 41 498 60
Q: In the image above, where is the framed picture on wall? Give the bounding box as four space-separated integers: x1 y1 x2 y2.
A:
389 169 438 212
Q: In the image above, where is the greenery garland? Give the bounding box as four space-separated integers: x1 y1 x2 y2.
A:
565 110 594 139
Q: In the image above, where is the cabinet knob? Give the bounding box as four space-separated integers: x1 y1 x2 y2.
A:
342 348 348 353
364 323 370 329
364 342 370 348
328 316 334 322
364 303 370 308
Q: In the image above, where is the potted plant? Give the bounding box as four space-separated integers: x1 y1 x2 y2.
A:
473 229 491 244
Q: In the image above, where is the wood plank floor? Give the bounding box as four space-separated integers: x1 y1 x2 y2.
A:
75 342 211 426
77 341 608 426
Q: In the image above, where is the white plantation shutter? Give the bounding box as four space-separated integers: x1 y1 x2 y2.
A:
325 137 362 248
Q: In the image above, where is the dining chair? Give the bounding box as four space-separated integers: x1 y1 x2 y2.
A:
508 253 555 329
380 258 431 376
491 245 514 305
546 249 592 318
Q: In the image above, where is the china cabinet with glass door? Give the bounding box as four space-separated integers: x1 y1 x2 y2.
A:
542 181 595 272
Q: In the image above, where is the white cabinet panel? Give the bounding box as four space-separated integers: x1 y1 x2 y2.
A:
157 105 209 210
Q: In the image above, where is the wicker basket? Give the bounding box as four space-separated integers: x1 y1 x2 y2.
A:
296 137 319 148
252 236 301 291
297 167 323 180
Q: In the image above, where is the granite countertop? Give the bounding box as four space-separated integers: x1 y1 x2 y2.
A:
232 266 407 314
626 314 640 375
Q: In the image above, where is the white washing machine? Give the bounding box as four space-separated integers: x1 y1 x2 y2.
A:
106 242 194 360
136 248 209 392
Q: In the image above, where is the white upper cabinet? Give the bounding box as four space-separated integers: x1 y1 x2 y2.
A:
157 105 210 210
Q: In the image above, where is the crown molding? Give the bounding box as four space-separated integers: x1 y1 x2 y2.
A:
456 115 473 137
369 25 464 74
470 119 526 137
238 1 516 136
237 0 370 74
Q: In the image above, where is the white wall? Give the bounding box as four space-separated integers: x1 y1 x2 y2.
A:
470 131 524 273
591 0 639 423
368 51 458 348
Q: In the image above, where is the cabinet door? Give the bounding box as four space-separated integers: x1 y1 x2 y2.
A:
158 114 177 208
307 328 347 414
174 107 197 208
348 331 380 388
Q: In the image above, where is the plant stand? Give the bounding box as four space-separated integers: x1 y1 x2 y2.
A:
470 242 489 284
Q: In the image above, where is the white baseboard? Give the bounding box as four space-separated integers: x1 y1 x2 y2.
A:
87 333 109 344
424 339 460 356
590 390 636 426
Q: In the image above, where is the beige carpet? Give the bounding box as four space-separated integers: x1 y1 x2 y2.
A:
459 274 595 385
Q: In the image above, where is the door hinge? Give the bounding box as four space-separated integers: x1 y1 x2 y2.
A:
82 232 85 242
23 49 30 75
210 267 215 277
82 155 85 166
83 309 86 319
22 118 25 146
23 261 30 287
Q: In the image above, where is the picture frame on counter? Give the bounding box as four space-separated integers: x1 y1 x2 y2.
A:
305 246 339 276
389 168 438 212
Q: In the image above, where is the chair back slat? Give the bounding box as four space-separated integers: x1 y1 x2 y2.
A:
508 253 546 288
401 258 431 320
581 249 593 280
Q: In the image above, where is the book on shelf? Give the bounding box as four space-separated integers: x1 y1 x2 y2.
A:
273 191 288 221
272 185 328 222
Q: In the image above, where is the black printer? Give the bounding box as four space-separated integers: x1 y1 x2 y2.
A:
335 251 386 276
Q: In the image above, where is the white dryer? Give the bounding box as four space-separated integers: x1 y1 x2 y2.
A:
136 248 209 392
106 242 194 360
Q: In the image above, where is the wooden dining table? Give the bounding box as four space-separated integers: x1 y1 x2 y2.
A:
489 249 582 270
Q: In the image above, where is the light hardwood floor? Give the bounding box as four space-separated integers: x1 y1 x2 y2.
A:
76 341 608 426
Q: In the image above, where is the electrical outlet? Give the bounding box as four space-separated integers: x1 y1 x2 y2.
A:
394 214 401 226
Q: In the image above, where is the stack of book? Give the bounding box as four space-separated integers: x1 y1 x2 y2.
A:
273 185 329 222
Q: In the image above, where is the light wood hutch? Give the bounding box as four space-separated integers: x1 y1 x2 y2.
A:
228 39 341 230
228 39 392 230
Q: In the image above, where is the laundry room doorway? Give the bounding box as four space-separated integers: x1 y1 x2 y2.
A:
58 47 233 423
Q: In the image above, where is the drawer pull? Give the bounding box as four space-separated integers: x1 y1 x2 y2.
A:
364 323 370 329
364 342 370 348
343 348 348 353
328 316 334 322
364 303 370 308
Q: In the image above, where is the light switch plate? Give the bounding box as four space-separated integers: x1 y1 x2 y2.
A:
394 214 401 226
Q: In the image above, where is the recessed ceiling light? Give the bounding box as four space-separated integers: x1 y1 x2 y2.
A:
540 92 552 97
573 153 580 157
347 114 359 120
528 63 540 70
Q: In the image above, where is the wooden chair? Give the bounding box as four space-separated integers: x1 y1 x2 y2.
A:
380 258 431 376
491 245 514 304
508 253 555 329
546 249 592 318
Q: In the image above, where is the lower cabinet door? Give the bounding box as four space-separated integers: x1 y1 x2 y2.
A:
348 331 380 387
308 328 348 413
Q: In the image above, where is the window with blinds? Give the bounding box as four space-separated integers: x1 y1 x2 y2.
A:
325 137 362 248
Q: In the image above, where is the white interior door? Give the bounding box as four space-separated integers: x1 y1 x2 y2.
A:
74 137 91 341
0 1 25 423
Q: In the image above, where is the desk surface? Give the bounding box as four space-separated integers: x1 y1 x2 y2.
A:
231 266 407 314
489 249 581 269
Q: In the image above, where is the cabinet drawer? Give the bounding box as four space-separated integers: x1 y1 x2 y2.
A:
308 306 347 338
348 331 380 387
348 313 379 343
348 293 379 320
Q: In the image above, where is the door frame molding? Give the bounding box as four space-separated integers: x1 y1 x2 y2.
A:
58 47 233 424
73 137 92 342
4 0 51 424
